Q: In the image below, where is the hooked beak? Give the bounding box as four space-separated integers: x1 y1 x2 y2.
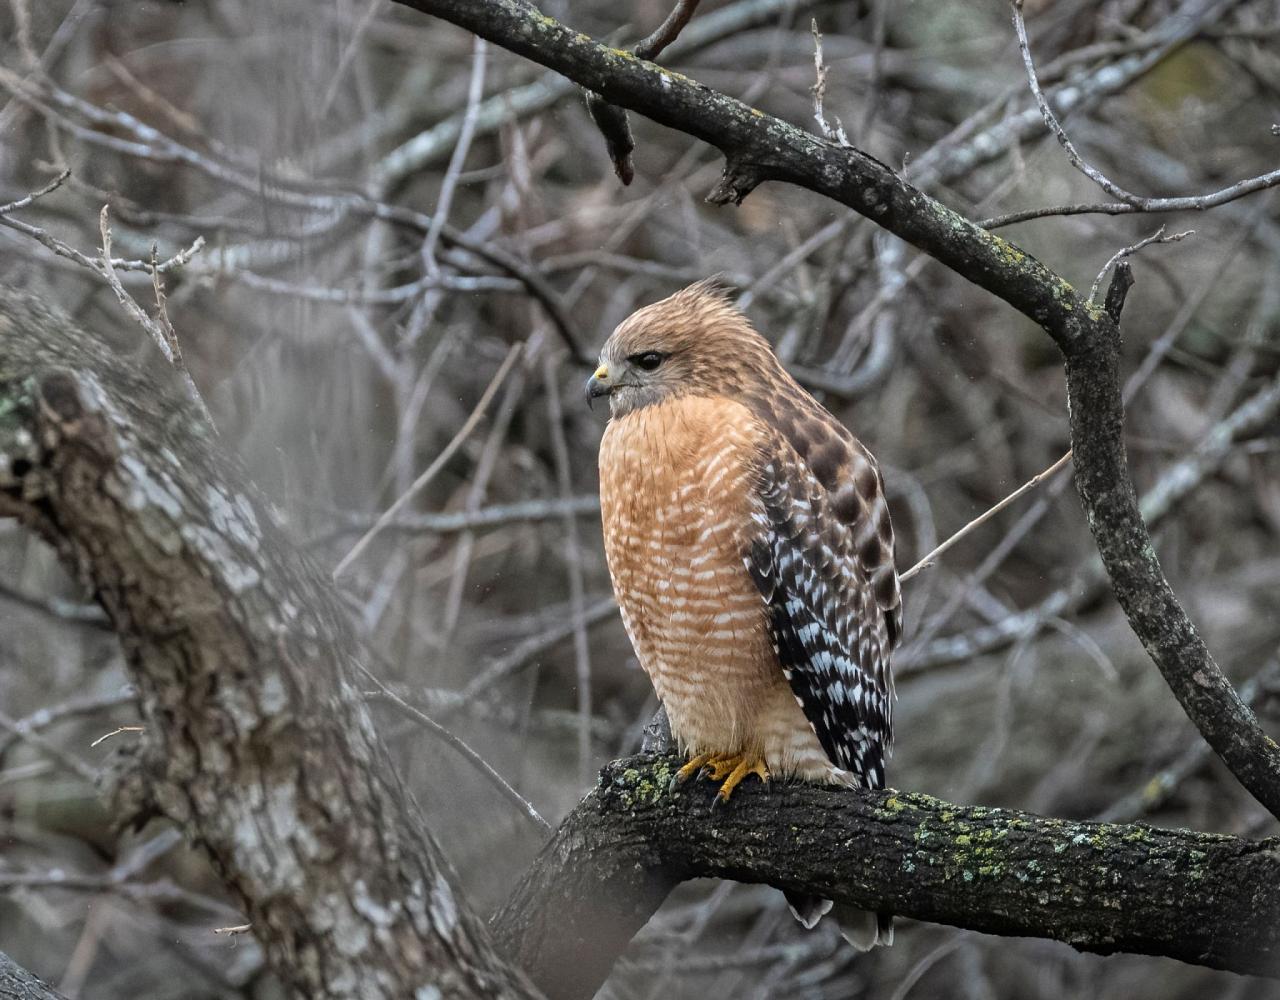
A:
586 363 611 409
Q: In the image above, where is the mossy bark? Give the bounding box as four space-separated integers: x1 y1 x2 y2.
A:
494 755 1280 999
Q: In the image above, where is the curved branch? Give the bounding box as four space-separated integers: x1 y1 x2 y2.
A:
393 0 1104 355
395 0 1280 819
0 288 536 999
494 757 1280 1000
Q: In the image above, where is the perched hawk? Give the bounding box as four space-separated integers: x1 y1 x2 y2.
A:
589 281 901 949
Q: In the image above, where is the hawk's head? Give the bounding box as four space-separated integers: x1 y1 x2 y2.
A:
586 279 775 418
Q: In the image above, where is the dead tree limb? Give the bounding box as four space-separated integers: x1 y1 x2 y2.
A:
0 287 537 1000
493 757 1280 1000
393 0 1280 820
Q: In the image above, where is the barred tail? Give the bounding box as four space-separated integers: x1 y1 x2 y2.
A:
785 892 893 950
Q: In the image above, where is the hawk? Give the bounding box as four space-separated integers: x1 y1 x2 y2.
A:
589 280 901 949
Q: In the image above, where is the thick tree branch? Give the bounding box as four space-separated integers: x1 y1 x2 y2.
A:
494 757 1280 999
0 288 536 999
395 0 1100 354
0 953 68 1000
396 0 1280 819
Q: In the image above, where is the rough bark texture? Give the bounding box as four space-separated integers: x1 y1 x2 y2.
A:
1061 330 1280 821
0 954 67 1000
0 288 537 1000
394 0 1280 820
494 757 1280 999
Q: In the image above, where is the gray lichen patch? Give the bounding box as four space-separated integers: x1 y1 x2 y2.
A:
429 874 459 936
116 453 186 521
180 522 262 593
206 483 263 548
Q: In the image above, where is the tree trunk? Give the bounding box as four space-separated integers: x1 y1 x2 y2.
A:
0 287 537 1000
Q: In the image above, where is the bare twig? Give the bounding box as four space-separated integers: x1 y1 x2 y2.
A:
431 595 619 714
586 0 704 184
809 19 849 146
1089 226 1194 303
422 36 486 272
901 450 1073 583
0 167 70 215
307 495 600 544
633 0 703 60
89 725 145 748
1011 0 1280 211
0 708 97 784
0 69 583 358
333 343 523 577
2 208 205 275
0 688 134 759
542 351 594 786
357 664 550 833
97 205 214 427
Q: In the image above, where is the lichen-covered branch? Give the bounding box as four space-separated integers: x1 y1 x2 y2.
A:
494 756 1280 999
393 0 1098 354
0 288 537 1000
394 0 1280 820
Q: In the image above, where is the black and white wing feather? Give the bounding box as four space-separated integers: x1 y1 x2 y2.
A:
746 441 897 789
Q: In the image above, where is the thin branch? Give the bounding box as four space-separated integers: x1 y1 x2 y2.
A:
0 69 584 359
905 357 1280 676
97 205 214 427
542 351 594 786
357 664 550 833
307 495 600 544
0 688 134 759
422 36 486 272
0 707 97 784
1089 225 1194 303
901 450 1072 583
0 203 205 275
633 0 703 60
979 201 1138 228
1011 0 1280 211
0 166 70 215
333 343 523 577
809 19 849 145
430 595 619 715
586 0 704 184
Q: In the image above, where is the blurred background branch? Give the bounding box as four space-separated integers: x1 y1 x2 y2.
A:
3 0 1280 996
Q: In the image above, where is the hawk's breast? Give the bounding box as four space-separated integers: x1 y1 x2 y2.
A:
598 395 785 749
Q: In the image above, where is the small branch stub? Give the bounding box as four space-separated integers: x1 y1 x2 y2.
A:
706 158 763 206
1105 260 1136 324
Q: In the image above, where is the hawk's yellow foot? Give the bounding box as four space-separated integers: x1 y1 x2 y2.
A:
709 753 770 803
671 752 714 790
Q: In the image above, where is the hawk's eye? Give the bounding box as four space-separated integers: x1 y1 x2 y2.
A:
631 351 666 372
